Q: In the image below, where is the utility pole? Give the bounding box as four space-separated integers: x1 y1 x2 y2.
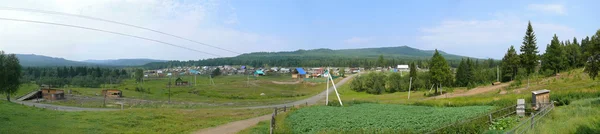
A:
326 67 329 106
496 65 499 82
168 74 171 104
408 77 412 99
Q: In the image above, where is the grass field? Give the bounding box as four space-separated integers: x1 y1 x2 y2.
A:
15 75 341 107
0 100 270 134
525 97 600 133
284 104 493 133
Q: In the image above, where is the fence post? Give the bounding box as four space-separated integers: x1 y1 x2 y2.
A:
306 102 308 106
274 107 278 116
530 112 535 130
489 114 493 124
284 105 287 112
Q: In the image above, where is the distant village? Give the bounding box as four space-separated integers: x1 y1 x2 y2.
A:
142 64 427 78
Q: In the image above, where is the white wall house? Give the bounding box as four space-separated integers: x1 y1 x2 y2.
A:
397 65 410 72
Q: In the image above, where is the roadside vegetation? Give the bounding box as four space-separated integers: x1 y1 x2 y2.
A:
0 100 270 134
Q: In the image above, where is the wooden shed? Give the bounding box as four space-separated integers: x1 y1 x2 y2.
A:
102 89 122 98
532 89 550 110
41 89 65 100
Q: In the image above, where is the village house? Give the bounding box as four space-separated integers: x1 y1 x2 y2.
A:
279 68 290 73
292 68 307 79
175 78 189 86
41 88 65 100
397 65 410 72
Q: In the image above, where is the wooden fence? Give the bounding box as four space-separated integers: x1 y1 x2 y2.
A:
270 102 310 134
505 102 555 134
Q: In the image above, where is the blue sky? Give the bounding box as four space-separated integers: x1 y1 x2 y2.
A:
0 0 598 60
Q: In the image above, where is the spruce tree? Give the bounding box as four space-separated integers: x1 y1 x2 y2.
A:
501 46 520 81
520 21 539 75
429 50 453 94
542 34 567 75
585 30 600 80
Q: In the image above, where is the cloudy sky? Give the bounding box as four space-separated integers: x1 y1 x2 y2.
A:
0 0 598 61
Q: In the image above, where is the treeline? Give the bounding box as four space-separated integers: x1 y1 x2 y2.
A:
500 22 600 81
143 55 494 69
350 51 500 95
21 66 129 88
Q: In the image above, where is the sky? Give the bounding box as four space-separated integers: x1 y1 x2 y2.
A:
0 0 598 61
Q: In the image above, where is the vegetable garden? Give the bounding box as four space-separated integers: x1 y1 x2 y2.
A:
285 104 493 133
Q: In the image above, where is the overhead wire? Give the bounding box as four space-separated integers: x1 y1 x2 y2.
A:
0 17 220 57
0 6 242 55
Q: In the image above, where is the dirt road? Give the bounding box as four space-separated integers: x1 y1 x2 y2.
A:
14 100 118 112
194 73 359 134
429 82 512 99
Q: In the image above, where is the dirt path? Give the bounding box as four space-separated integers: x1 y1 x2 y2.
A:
13 100 118 112
429 82 512 99
271 80 301 85
194 73 359 134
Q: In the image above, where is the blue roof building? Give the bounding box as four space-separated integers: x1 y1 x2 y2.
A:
296 68 306 75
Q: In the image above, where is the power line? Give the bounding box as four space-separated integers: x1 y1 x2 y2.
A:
0 17 220 57
0 6 242 55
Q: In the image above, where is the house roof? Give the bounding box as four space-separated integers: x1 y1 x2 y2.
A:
296 68 306 75
532 89 550 95
255 70 265 74
397 65 409 69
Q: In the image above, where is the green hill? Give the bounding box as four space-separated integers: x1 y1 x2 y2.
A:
15 54 96 67
82 59 166 66
143 46 472 69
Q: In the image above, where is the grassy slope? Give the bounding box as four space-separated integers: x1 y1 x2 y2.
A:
526 98 600 133
18 75 340 107
0 100 270 134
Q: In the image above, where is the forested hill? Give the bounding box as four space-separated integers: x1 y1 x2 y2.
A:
15 54 163 67
143 46 475 69
16 54 97 67
82 59 166 66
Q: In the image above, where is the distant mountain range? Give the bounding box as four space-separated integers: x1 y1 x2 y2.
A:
143 46 473 69
15 46 472 67
82 59 166 66
238 46 466 60
15 54 164 67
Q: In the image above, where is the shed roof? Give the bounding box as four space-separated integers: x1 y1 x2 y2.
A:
397 65 409 69
532 89 550 95
296 68 306 75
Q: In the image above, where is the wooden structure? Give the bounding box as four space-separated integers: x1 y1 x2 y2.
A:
41 88 65 100
532 89 550 110
102 89 122 98
175 78 189 86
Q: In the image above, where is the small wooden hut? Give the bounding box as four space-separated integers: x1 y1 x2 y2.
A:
41 88 65 100
102 89 122 98
531 89 550 110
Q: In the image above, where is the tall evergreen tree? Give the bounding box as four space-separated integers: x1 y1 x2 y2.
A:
520 21 539 75
429 50 453 94
455 59 467 86
501 46 520 81
542 34 567 75
585 30 600 80
566 37 583 68
377 55 385 67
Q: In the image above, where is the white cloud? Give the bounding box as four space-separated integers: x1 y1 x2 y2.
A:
419 14 579 59
343 37 373 44
528 4 567 15
0 0 283 61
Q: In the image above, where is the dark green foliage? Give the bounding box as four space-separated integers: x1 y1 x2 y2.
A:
338 68 345 77
377 55 385 67
584 30 600 80
455 58 475 86
575 120 600 134
0 51 22 101
21 66 129 88
366 73 385 94
211 68 221 76
385 72 402 92
134 69 144 82
541 34 567 75
520 21 539 75
350 76 365 92
429 50 453 93
566 37 584 68
501 46 520 82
